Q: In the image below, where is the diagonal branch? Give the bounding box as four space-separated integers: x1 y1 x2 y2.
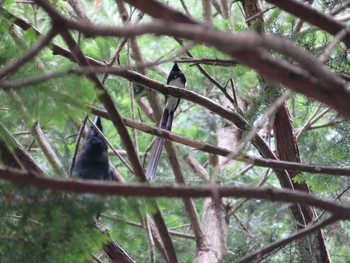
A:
163 141 207 248
121 0 200 24
265 0 350 48
0 123 45 174
0 27 57 80
234 216 337 263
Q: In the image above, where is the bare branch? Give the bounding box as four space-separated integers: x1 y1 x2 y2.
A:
69 116 88 177
101 214 195 240
0 123 45 174
235 216 337 263
6 91 65 175
30 19 350 118
0 27 56 80
120 0 200 24
2 63 349 177
265 0 350 47
1 167 350 219
164 141 207 248
319 27 350 63
178 57 238 67
91 108 350 177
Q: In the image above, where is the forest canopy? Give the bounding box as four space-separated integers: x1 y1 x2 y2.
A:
1 0 350 262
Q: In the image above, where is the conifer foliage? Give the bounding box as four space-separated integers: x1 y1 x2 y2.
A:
1 0 350 262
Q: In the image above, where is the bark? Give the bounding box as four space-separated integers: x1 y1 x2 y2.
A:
195 198 228 263
202 0 213 24
240 0 264 27
218 124 240 167
103 240 136 263
0 139 43 171
274 103 331 263
164 141 207 248
0 124 44 174
241 1 331 262
217 97 242 167
94 220 136 263
195 97 234 262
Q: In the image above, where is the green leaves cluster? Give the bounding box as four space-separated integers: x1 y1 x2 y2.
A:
0 184 108 263
1 0 350 262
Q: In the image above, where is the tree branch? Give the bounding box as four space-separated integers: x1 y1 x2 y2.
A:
1 167 350 219
164 141 207 248
92 107 350 177
234 216 337 263
265 0 350 48
121 0 200 24
2 67 349 177
0 27 57 80
32 19 350 119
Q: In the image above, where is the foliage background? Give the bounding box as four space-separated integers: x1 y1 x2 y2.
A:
1 0 350 262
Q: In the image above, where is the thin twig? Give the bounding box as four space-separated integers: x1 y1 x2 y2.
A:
229 169 271 217
245 7 275 24
69 116 88 176
178 57 238 67
319 27 349 63
296 103 323 139
101 214 195 240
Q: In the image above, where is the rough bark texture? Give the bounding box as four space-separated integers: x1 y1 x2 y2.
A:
274 103 331 263
103 240 136 263
194 98 235 261
195 198 228 263
218 124 240 167
241 1 331 262
0 137 44 174
217 97 241 167
240 0 264 26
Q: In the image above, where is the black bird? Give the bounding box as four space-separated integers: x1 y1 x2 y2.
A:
145 62 187 180
72 116 114 180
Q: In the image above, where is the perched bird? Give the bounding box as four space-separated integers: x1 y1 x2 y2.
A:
72 116 114 181
145 62 187 180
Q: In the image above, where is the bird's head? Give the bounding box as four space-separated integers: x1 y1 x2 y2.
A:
83 116 108 154
167 62 186 87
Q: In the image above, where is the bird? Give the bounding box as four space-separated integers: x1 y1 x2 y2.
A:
145 62 187 180
72 116 114 181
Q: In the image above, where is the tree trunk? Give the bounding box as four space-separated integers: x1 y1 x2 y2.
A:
195 198 228 262
274 103 331 263
241 1 331 262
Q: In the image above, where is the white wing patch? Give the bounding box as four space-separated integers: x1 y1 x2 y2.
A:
166 78 185 111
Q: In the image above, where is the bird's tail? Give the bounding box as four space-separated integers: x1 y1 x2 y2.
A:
145 109 174 180
145 136 165 180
